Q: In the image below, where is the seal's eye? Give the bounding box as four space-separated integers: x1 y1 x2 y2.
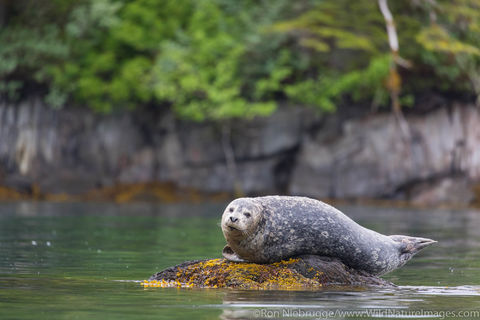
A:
244 212 251 218
229 207 234 213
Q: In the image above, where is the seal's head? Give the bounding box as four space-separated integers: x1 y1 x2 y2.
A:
221 198 263 241
221 198 264 262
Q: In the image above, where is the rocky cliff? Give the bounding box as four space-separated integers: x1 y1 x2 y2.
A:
1 97 479 205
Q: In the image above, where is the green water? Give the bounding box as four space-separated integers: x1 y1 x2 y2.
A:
1 201 479 319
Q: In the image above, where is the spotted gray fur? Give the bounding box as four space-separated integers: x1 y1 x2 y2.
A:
221 196 436 276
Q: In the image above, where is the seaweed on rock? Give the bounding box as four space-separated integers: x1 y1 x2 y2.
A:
143 255 393 290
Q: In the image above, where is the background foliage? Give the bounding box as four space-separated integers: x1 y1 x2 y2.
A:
1 0 479 120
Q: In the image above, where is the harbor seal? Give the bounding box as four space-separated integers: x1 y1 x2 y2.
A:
221 196 436 276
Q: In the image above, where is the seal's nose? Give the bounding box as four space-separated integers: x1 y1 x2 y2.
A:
230 216 238 223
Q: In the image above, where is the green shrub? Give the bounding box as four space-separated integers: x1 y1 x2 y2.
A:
1 0 480 119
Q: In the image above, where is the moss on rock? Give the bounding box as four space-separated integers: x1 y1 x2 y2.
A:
142 255 393 290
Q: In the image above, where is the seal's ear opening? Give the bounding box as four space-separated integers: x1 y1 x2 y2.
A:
222 245 246 262
390 235 437 255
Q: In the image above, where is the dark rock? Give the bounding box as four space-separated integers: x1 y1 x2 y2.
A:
407 176 475 207
146 255 393 289
290 104 480 205
230 106 314 159
173 158 281 194
1 96 480 206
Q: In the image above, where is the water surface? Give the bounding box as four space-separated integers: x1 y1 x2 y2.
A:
1 201 479 319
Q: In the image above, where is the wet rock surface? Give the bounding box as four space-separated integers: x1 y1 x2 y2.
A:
145 255 393 290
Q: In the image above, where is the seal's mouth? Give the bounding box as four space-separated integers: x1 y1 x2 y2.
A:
224 223 242 232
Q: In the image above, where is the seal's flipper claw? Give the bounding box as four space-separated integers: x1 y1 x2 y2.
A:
222 245 246 262
409 237 437 253
390 235 437 254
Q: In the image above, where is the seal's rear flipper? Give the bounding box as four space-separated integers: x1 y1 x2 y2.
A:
222 245 246 262
390 235 437 255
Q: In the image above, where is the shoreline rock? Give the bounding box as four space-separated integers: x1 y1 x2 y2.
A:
2 97 480 206
143 255 393 290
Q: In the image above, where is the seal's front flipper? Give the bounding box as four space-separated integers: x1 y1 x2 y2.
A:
222 245 246 262
390 235 437 255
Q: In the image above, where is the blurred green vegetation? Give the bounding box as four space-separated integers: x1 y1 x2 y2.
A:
0 0 479 120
